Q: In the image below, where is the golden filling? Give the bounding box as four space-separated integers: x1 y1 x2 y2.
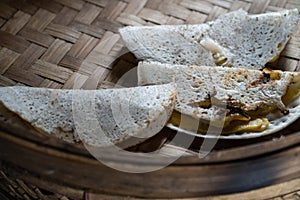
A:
169 111 269 135
169 70 300 135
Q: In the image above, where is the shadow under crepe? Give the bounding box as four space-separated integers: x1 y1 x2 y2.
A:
100 51 138 89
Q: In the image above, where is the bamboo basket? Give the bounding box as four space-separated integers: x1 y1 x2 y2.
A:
0 0 300 199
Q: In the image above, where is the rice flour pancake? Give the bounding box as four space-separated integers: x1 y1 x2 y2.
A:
0 84 176 147
120 9 299 70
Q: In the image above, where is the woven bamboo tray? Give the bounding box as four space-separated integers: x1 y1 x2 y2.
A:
0 0 300 199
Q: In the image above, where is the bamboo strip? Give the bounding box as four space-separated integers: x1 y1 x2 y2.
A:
53 6 78 26
31 60 73 83
0 31 30 53
0 11 31 35
67 34 99 59
53 0 85 11
9 44 46 71
0 48 20 74
0 3 16 19
26 9 56 31
45 23 81 43
75 3 102 24
27 0 63 14
19 27 55 48
41 39 72 64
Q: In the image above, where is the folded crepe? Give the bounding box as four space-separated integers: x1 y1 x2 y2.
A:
138 62 300 138
0 84 176 147
120 9 299 70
